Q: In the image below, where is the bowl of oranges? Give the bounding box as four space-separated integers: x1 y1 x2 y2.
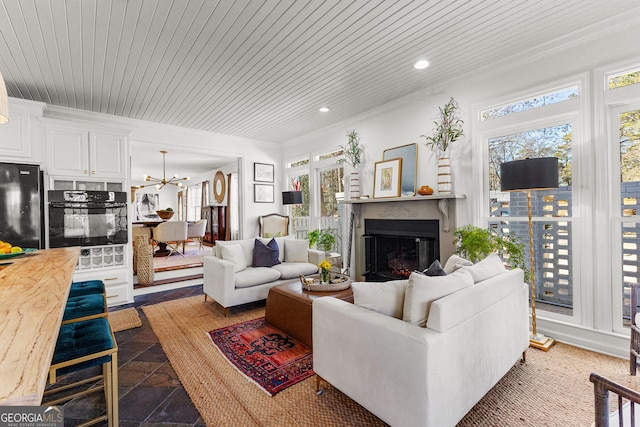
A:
0 241 36 259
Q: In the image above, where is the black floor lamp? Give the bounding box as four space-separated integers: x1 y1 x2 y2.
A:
282 191 303 237
501 157 559 351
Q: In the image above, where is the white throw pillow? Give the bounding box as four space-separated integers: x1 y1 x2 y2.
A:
352 280 408 319
464 253 505 283
284 239 309 263
443 254 473 274
221 244 247 273
402 269 474 327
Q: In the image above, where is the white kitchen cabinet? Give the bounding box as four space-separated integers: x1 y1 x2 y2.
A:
75 244 133 307
47 127 126 179
0 109 32 159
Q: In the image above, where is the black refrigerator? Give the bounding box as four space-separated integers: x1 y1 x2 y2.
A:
0 162 44 249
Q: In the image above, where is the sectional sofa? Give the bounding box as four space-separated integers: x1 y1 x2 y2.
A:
313 254 529 427
203 236 324 314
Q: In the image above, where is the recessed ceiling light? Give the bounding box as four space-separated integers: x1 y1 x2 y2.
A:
319 107 330 112
414 60 430 70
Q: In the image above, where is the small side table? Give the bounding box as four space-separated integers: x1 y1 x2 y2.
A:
265 279 353 348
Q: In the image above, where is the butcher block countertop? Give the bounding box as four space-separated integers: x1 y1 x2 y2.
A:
0 247 80 405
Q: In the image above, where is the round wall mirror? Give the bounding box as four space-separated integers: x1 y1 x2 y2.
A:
213 171 226 203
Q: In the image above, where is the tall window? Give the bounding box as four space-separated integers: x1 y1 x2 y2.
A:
488 125 573 313
186 182 201 221
479 84 581 318
619 108 640 320
285 150 345 250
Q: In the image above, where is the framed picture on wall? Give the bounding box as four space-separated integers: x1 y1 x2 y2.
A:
254 162 274 182
254 184 274 203
383 143 417 196
134 193 160 220
373 158 403 199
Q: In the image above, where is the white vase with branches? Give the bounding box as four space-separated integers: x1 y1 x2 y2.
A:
421 97 464 194
338 130 364 199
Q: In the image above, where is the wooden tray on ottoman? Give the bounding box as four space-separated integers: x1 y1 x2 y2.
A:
299 273 350 292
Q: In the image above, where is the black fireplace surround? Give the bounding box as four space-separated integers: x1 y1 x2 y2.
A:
363 219 440 282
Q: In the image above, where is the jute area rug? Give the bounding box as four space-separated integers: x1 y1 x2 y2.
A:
143 295 640 426
108 307 142 333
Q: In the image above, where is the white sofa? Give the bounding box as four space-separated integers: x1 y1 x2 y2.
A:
203 236 323 313
313 258 529 427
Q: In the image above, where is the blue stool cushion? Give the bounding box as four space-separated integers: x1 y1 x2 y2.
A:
62 294 106 321
69 280 105 297
52 318 114 376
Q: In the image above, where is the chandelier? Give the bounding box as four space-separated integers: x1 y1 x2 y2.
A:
139 150 190 190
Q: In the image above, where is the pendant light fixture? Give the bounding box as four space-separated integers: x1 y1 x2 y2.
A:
138 150 190 190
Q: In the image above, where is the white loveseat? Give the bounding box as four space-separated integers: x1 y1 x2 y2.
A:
203 236 323 314
313 255 529 427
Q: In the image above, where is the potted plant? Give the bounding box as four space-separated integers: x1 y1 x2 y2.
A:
453 224 529 282
421 97 464 194
307 229 336 253
337 130 364 198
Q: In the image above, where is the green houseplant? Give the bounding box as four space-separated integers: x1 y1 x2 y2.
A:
337 130 363 168
307 229 336 253
421 97 464 194
420 97 464 154
453 224 528 281
338 130 364 199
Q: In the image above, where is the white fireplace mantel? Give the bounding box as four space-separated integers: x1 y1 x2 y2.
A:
341 193 465 232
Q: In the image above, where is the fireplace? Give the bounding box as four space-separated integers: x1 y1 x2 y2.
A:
362 219 439 281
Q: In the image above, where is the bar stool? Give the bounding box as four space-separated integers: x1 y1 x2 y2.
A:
62 293 108 325
44 318 118 427
69 280 105 298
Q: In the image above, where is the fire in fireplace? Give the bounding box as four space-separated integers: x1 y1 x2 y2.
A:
363 219 439 282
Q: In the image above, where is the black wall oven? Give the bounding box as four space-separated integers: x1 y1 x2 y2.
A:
48 190 128 248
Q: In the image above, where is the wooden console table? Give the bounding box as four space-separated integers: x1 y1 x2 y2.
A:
0 247 80 405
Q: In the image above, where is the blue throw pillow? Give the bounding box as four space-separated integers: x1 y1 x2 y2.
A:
253 238 281 267
423 259 447 276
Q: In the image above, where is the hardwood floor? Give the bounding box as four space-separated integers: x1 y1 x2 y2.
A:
53 285 205 426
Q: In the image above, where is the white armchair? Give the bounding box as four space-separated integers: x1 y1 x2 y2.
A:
185 219 207 252
152 221 188 257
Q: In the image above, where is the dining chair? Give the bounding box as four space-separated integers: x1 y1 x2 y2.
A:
185 219 207 252
152 221 188 257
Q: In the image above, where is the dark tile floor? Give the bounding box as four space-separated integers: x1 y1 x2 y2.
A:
51 285 206 427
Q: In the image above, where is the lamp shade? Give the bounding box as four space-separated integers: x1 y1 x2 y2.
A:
500 157 559 191
282 191 303 205
0 71 8 124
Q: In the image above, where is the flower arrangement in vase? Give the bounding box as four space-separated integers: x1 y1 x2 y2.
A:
319 259 332 284
337 130 364 199
421 97 464 194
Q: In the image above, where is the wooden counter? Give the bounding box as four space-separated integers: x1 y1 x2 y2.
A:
0 247 80 405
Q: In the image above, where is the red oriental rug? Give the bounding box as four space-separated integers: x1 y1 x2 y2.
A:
207 317 314 396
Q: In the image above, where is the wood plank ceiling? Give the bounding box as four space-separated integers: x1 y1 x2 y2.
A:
0 0 637 143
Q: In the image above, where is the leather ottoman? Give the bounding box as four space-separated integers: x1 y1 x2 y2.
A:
265 279 353 348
